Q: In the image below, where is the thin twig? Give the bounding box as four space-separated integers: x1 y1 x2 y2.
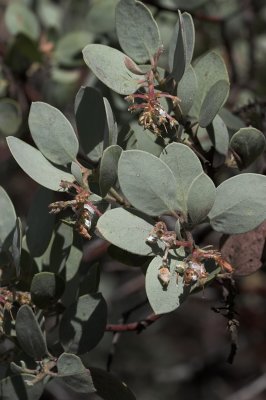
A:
106 313 161 333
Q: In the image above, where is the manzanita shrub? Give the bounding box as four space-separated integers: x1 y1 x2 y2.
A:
1 0 266 399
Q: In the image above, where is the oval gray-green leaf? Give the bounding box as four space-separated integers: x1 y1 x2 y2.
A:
0 99 22 136
208 173 266 234
207 114 229 156
219 108 245 131
118 150 180 215
30 272 65 309
160 143 203 213
129 120 163 156
199 80 230 127
177 64 198 115
71 162 83 186
54 31 94 67
15 305 48 360
0 374 44 400
0 186 16 247
5 3 40 41
57 353 96 393
6 136 74 191
97 208 162 256
29 102 78 165
187 172 216 224
100 145 122 196
116 0 161 63
230 127 266 169
190 51 229 119
82 44 144 95
145 256 187 314
60 293 107 354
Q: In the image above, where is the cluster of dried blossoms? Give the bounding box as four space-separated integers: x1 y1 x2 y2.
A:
48 180 101 240
0 289 31 334
146 221 233 288
124 49 180 136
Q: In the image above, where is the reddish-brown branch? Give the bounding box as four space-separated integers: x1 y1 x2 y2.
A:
105 313 161 333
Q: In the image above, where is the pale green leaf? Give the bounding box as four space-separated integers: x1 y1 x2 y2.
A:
5 3 40 41
0 186 16 247
177 65 198 115
199 80 230 127
29 102 78 165
6 136 74 191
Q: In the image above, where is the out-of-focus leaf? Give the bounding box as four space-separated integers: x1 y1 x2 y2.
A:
29 102 79 165
30 272 65 309
97 208 163 256
82 44 144 95
90 367 136 400
99 145 122 197
116 0 161 63
187 173 216 224
160 143 203 213
87 0 119 34
54 31 94 67
75 87 106 163
5 34 42 73
219 108 245 131
57 353 96 393
60 293 107 354
199 80 230 127
6 136 74 191
26 187 55 257
5 3 40 41
208 173 266 234
177 65 198 115
156 0 208 10
37 0 62 30
0 374 44 400
0 186 16 248
0 99 22 137
15 305 48 360
230 127 266 169
118 150 180 215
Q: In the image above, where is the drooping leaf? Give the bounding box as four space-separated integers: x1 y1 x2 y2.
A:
187 173 216 224
207 114 229 156
100 145 122 196
54 31 94 67
56 353 96 393
104 97 118 146
97 208 163 256
190 51 229 119
12 217 22 277
90 367 136 400
0 374 44 400
160 143 203 213
82 44 144 95
0 99 22 136
75 86 106 162
71 162 83 186
199 80 230 127
177 65 198 116
169 11 186 82
5 3 40 41
30 272 65 309
145 255 187 314
118 150 180 215
0 186 16 248
115 0 161 63
15 305 48 360
230 127 266 169
26 187 55 257
60 293 107 354
29 102 79 165
208 173 266 234
6 136 74 191
219 108 245 131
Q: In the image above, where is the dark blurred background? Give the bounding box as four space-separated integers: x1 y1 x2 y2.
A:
1 1 266 399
